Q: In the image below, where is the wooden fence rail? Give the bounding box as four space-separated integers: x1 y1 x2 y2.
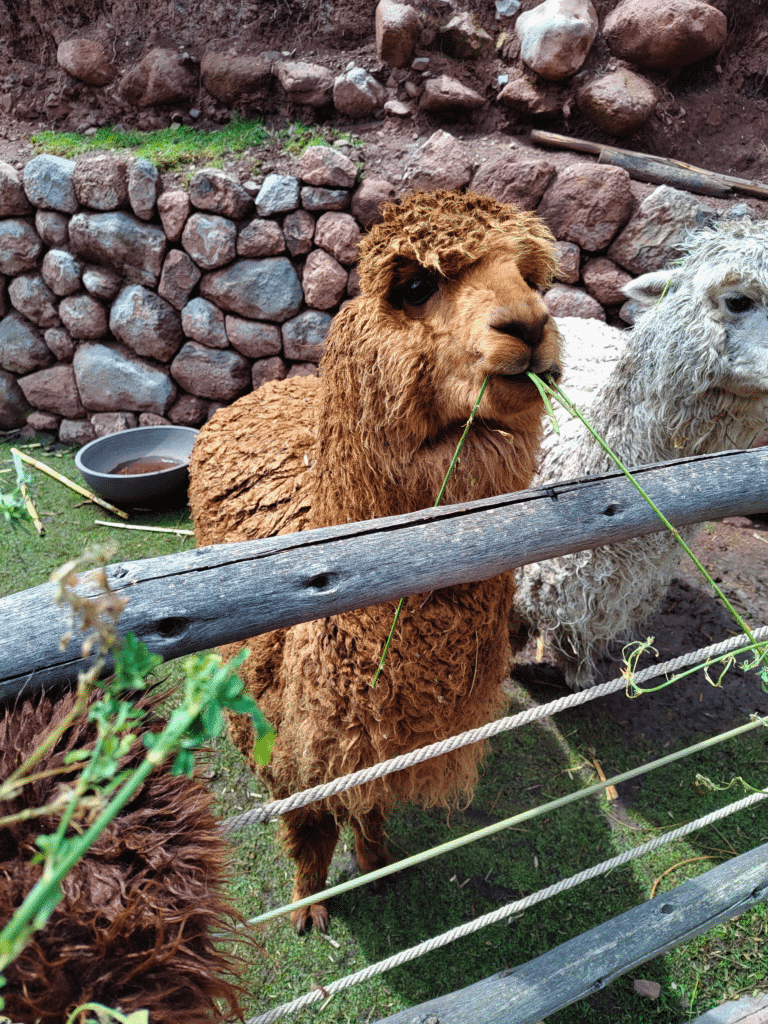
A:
1 446 767 700
375 841 768 1024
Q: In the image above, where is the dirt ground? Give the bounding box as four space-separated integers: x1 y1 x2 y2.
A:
1 0 768 752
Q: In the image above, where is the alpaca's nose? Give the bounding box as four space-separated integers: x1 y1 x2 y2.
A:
493 314 549 351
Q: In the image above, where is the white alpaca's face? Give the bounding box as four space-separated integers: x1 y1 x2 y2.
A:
389 253 562 431
708 283 768 398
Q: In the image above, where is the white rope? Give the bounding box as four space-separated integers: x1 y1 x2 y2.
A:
220 625 768 833
244 787 768 1024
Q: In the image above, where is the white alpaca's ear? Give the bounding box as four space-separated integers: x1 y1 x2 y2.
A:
621 268 683 308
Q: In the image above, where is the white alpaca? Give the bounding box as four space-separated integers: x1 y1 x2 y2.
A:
515 217 768 690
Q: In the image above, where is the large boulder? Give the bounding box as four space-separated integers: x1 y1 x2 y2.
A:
577 69 658 136
109 285 183 361
407 130 472 192
68 212 167 287
74 342 176 414
333 67 387 118
200 258 303 322
0 161 33 216
170 343 251 401
201 51 273 106
537 163 634 251
274 60 334 106
181 213 237 271
603 0 728 71
117 47 197 106
516 0 598 81
72 153 129 210
608 184 717 274
298 146 358 189
188 169 253 220
0 220 43 276
375 0 422 68
8 275 59 328
0 368 28 428
471 153 557 210
0 313 53 375
23 155 78 213
419 75 484 113
57 38 116 86
17 364 85 418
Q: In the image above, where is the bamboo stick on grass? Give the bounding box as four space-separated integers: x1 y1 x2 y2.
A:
94 519 193 536
19 478 44 536
11 448 130 520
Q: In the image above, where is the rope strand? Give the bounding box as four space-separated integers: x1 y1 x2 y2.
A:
220 624 768 834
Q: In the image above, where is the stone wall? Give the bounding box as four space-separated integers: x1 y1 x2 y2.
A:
0 135 762 440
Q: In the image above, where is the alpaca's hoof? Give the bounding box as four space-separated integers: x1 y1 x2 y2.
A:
291 902 330 935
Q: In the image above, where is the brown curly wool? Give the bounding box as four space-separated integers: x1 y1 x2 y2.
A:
189 189 562 934
0 692 247 1024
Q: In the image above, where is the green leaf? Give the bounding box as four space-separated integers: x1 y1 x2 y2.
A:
112 634 162 691
171 749 195 777
253 730 275 766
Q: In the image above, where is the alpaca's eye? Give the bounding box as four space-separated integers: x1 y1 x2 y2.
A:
395 273 440 308
725 294 754 314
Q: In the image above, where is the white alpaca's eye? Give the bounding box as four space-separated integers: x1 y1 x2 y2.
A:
725 294 754 314
395 273 440 308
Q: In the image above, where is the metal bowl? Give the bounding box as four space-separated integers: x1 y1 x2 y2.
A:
74 426 199 508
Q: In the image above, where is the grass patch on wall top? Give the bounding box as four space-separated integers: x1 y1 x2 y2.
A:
30 115 363 173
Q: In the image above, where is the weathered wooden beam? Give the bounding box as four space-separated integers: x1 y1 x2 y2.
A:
530 129 768 200
375 840 768 1024
1 447 766 699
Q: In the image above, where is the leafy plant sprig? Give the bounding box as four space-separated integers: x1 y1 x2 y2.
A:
0 450 32 528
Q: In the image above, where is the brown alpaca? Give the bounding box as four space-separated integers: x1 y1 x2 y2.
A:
0 691 247 1024
189 190 561 934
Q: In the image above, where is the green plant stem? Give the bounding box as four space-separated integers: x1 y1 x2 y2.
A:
529 373 768 686
371 376 490 687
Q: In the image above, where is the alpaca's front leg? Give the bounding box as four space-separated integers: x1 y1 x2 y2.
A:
350 806 393 883
280 808 340 934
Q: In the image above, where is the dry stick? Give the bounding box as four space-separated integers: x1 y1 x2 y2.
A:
11 448 130 520
94 519 194 536
371 375 490 686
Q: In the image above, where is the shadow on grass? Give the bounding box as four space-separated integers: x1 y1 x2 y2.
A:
324 694 679 1023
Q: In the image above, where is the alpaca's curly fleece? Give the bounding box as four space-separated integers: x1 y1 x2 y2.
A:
190 189 561 926
515 217 768 690
0 691 248 1024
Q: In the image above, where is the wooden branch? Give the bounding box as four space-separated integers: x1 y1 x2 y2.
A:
1 447 766 700
530 130 768 200
374 840 768 1024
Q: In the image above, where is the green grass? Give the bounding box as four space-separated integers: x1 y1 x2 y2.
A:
2 432 768 1023
30 115 362 174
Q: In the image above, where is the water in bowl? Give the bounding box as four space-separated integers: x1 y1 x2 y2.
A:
109 456 184 475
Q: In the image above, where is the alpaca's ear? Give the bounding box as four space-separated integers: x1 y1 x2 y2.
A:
620 268 682 308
